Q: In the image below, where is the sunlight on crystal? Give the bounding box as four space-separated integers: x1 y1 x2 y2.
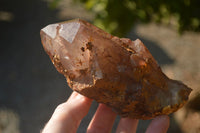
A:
42 24 58 39
64 56 69 60
59 22 80 43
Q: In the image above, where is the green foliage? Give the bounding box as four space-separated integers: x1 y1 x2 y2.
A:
75 0 200 36
49 0 62 9
50 0 200 36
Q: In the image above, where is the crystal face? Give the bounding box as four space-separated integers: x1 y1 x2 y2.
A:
40 19 192 119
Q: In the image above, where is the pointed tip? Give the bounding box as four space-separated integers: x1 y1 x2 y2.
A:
59 20 81 43
41 23 59 39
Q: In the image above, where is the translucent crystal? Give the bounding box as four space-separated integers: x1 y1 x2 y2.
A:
40 19 192 119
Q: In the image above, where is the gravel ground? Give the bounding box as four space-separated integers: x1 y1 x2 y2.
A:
1 0 200 133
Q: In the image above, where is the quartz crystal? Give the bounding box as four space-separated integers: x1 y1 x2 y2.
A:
40 19 192 119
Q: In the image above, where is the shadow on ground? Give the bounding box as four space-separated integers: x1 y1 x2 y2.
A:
0 0 181 132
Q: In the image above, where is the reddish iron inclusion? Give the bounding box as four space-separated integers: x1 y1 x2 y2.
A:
40 19 192 119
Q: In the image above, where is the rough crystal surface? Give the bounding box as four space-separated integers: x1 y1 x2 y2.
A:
40 19 192 119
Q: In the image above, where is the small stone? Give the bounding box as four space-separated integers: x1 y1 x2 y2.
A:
40 19 192 119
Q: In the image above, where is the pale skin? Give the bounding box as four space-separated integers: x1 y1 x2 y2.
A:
42 92 170 133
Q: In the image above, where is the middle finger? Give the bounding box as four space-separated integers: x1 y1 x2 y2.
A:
87 104 117 133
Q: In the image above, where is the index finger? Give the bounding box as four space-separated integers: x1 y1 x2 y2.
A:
42 92 93 133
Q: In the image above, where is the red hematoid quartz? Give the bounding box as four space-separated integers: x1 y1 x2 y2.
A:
40 19 192 119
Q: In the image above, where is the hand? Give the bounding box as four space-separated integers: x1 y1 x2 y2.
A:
42 91 169 133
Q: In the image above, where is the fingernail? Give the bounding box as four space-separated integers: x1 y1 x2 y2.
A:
70 92 92 103
70 91 79 99
74 93 85 100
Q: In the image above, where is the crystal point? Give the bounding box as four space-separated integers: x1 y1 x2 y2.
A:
40 19 192 119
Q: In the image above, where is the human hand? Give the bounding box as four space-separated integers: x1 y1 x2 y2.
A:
42 91 169 133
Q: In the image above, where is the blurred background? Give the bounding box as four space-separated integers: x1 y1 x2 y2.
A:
0 0 200 132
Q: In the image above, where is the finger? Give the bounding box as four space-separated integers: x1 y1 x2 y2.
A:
145 115 170 133
42 91 93 133
87 104 117 133
116 117 139 133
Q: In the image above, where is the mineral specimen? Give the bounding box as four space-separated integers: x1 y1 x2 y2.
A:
40 19 192 119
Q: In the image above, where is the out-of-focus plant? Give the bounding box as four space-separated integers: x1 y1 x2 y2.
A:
51 0 200 36
49 0 62 9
